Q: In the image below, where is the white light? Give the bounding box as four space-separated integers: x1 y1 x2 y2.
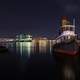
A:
68 36 71 39
62 31 75 36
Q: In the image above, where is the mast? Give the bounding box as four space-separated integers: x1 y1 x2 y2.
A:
73 18 76 34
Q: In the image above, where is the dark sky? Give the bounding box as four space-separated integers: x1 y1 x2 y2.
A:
0 0 80 38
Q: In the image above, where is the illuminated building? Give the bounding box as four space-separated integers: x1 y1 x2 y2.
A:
16 34 32 42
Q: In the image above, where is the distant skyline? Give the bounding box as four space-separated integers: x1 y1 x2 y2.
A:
0 0 80 38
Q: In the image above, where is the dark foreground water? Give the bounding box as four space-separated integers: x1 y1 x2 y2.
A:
0 42 80 80
0 50 56 80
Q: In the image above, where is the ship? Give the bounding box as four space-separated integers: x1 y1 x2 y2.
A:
16 34 32 42
52 17 80 80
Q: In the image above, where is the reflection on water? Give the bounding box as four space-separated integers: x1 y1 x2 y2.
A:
0 40 80 80
3 40 53 58
16 42 32 57
63 65 75 80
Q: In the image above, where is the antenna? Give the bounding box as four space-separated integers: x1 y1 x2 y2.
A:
73 18 77 39
73 18 75 26
73 18 76 33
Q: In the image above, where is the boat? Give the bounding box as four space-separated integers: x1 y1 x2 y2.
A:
52 39 79 57
52 17 79 57
52 17 80 80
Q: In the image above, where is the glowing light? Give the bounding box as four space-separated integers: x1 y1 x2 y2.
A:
62 31 75 36
62 25 75 28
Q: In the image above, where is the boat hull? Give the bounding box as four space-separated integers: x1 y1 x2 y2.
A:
52 40 80 80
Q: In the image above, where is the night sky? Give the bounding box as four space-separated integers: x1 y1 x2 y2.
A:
0 0 80 38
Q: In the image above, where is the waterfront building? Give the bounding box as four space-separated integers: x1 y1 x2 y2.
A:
16 34 32 42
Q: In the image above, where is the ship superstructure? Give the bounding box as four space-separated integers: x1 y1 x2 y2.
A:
56 17 77 44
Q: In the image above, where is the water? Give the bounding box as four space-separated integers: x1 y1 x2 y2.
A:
0 41 80 80
1 41 55 79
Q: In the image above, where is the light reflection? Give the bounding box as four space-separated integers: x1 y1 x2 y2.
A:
49 40 52 54
16 42 32 57
20 42 23 56
24 42 32 57
63 65 75 80
15 39 53 57
0 39 54 57
39 39 48 53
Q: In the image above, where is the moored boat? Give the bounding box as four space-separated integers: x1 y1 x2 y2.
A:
52 17 80 80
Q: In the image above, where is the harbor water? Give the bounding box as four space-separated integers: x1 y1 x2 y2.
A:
0 40 80 80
